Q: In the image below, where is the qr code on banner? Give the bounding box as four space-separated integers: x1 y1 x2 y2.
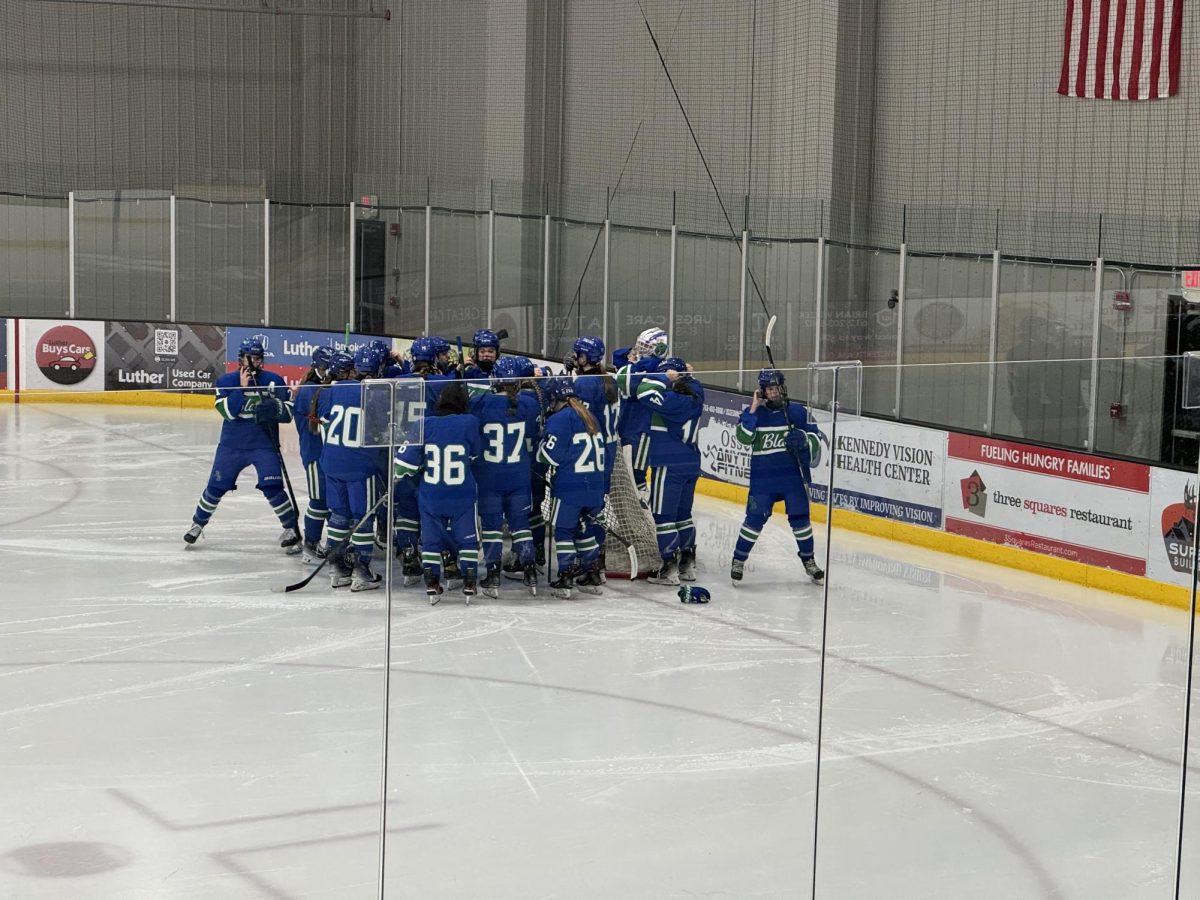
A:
154 328 179 357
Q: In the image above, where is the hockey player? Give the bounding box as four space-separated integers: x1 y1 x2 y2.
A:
614 327 670 501
470 355 542 596
463 328 502 379
293 345 334 562
184 337 301 552
638 357 704 586
393 382 483 603
371 338 409 378
537 378 607 599
731 368 825 585
409 336 456 410
317 347 387 591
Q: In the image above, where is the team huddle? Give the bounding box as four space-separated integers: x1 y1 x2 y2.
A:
183 327 826 602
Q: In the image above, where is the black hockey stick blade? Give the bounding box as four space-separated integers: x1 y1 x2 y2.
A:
273 494 388 593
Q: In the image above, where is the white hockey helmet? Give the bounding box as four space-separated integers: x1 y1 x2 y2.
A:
634 327 669 360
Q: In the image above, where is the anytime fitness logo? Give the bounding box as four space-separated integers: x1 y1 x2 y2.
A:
36 325 97 385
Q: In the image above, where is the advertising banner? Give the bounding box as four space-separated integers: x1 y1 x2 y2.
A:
225 326 384 386
0 318 7 390
105 322 226 392
1147 467 1196 588
809 417 946 529
942 433 1151 575
696 388 752 486
21 319 107 392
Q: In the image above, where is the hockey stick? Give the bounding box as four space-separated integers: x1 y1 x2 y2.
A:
764 315 812 482
273 493 389 593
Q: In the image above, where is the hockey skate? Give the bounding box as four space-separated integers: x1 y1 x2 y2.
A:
502 551 525 581
462 574 477 604
280 526 302 554
301 540 326 564
648 556 680 586
424 569 444 605
399 547 422 586
442 551 461 588
801 555 825 584
523 562 538 596
183 523 204 546
730 558 745 583
351 563 382 592
575 566 603 595
549 569 574 600
678 548 697 582
480 564 501 599
329 552 353 589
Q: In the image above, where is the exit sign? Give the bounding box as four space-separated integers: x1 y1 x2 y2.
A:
1184 270 1200 290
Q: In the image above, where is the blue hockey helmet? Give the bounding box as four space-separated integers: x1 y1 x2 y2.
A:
410 337 439 363
430 336 451 356
329 351 356 377
354 345 386 378
369 338 391 356
758 367 786 390
473 329 501 352
492 356 526 382
573 336 605 366
542 377 577 404
658 356 688 374
238 337 266 360
311 345 334 369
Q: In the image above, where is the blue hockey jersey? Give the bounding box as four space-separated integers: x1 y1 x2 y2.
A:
213 369 292 452
317 378 384 478
736 401 823 487
394 413 482 507
636 376 704 472
293 382 325 465
537 406 606 506
469 390 541 490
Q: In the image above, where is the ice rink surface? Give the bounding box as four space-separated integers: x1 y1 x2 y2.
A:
2 402 1200 899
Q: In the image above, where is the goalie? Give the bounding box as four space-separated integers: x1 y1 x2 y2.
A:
730 368 825 585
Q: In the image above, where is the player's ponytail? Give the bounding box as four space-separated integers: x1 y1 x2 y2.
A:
568 397 599 435
601 372 618 405
307 386 324 435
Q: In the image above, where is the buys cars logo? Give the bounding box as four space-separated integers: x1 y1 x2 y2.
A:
36 325 97 385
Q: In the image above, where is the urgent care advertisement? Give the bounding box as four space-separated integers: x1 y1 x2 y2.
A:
942 433 1152 575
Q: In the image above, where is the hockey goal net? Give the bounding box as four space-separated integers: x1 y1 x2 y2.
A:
538 443 661 579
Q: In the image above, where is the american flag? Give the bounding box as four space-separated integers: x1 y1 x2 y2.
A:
1058 0 1184 100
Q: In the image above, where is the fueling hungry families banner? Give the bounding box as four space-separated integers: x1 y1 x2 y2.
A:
20 318 107 391
224 326 390 385
942 433 1152 576
105 321 226 392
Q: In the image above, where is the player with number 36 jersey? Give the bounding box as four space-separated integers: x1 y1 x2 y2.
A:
394 383 483 602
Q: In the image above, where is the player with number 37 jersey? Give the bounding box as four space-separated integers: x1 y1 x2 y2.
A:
469 356 542 595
